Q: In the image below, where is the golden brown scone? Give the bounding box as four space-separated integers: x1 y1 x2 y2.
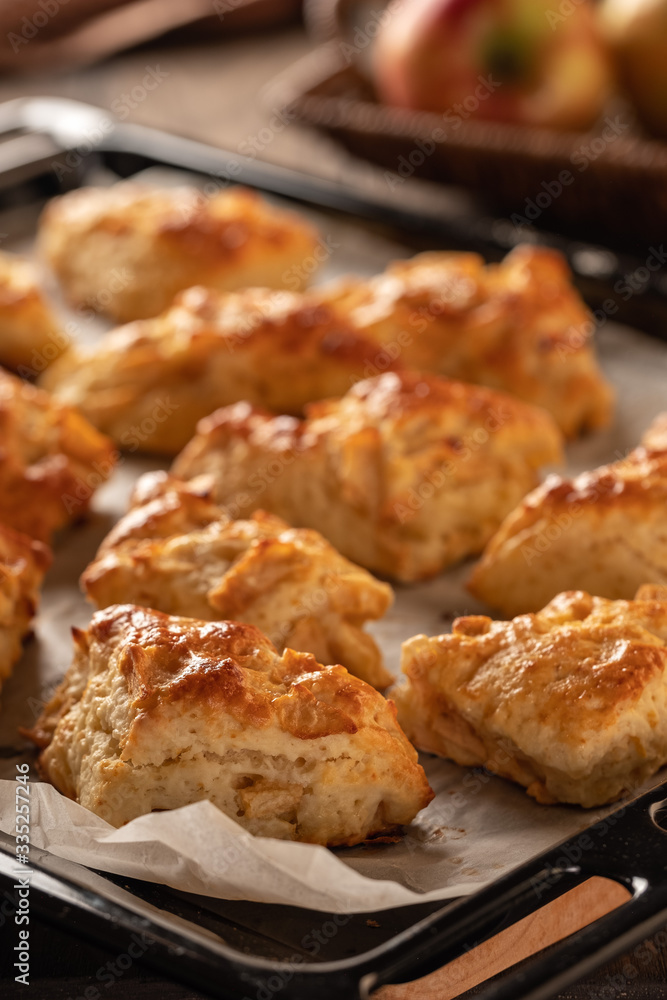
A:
392 585 667 808
0 524 51 695
31 604 433 842
82 471 394 689
319 245 613 437
40 285 398 454
468 413 667 617
0 368 117 542
38 184 321 322
172 371 564 582
0 252 65 374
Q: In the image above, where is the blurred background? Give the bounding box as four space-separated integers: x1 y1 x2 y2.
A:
0 0 666 246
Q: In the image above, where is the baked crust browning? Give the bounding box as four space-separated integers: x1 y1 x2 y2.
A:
39 285 397 454
0 523 51 694
0 369 117 541
392 586 667 807
468 413 667 616
0 252 64 373
319 245 613 437
38 184 322 322
172 371 564 582
30 604 433 843
82 471 394 688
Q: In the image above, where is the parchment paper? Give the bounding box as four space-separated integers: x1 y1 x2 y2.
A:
0 172 665 912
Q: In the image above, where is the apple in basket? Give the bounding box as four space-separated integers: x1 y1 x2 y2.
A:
599 0 667 138
373 0 611 130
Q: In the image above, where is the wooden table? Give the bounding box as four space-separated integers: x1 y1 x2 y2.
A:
0 23 664 999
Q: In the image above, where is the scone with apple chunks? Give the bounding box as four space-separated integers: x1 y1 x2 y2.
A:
468 413 667 617
30 605 433 842
172 371 563 582
392 586 667 808
319 245 613 437
40 285 397 454
0 252 65 374
0 524 51 695
38 184 321 322
0 369 116 542
82 471 394 689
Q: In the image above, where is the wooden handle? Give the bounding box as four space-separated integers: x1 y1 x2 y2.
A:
376 877 630 1000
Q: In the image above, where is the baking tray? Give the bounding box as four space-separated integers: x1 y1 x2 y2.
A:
0 96 665 1000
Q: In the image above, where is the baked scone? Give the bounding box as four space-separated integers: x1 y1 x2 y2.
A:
82 471 394 689
171 371 564 582
468 413 667 617
0 252 64 374
392 585 667 808
39 285 398 454
0 523 51 695
31 604 433 842
38 183 321 322
0 368 117 542
319 245 613 437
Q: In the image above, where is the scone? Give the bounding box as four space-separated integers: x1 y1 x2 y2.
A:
392 585 667 808
468 413 667 616
82 471 394 688
0 524 51 695
39 285 397 454
30 604 433 843
0 368 117 542
319 245 613 437
0 252 65 374
171 371 564 582
38 183 321 322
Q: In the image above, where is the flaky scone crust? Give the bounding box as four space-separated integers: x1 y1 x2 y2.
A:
468 412 667 616
0 523 51 693
31 605 433 843
172 371 563 582
40 285 398 454
319 245 613 437
38 184 321 322
0 252 64 373
0 369 117 541
82 471 394 688
392 586 667 807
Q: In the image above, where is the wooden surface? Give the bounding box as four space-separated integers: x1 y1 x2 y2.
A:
0 23 665 1000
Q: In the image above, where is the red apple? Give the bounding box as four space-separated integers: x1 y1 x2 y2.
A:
600 0 667 138
373 0 612 130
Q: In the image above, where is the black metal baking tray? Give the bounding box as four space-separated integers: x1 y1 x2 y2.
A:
0 96 666 1000
1 782 666 1000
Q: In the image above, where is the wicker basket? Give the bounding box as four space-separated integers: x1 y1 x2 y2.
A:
267 40 667 245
